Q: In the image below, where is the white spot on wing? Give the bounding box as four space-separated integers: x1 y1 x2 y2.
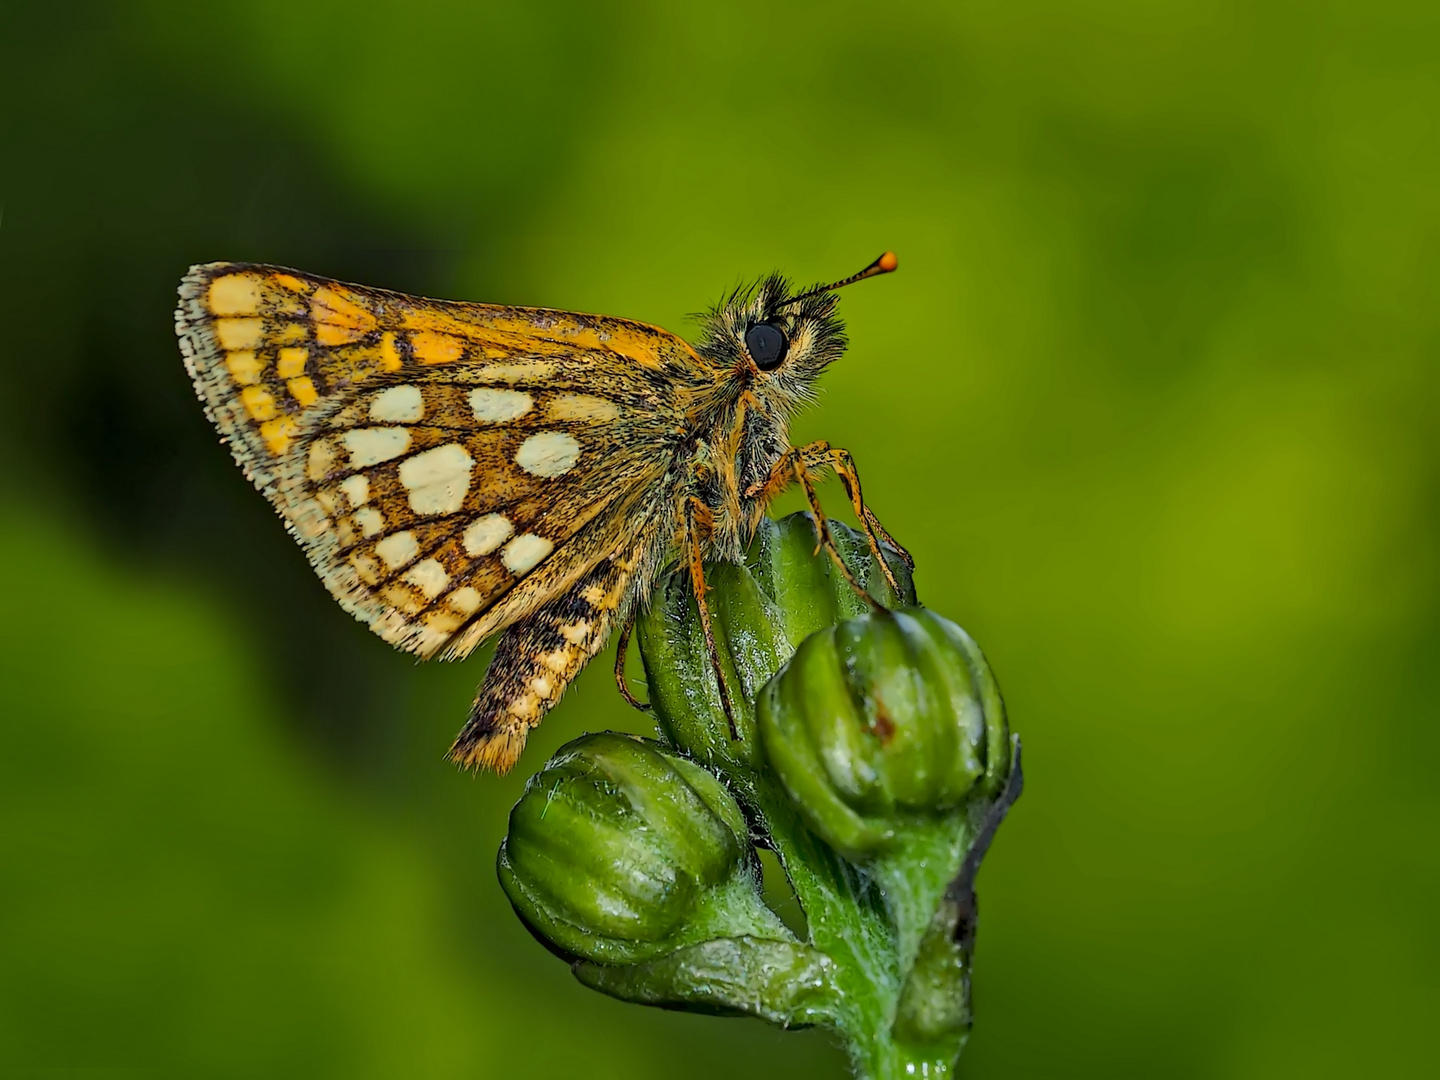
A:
548 394 619 422
559 621 592 645
447 586 483 615
293 498 327 539
375 530 419 569
370 384 424 422
398 443 473 516
423 609 466 636
411 624 451 656
307 439 339 481
403 558 450 599
468 362 553 385
502 533 553 575
515 431 581 478
469 387 533 423
344 427 411 467
463 513 513 556
339 473 369 507
352 506 385 537
350 552 382 585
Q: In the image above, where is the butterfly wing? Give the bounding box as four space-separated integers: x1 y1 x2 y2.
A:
176 262 697 661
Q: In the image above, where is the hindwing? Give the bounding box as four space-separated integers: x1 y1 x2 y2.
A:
176 262 696 659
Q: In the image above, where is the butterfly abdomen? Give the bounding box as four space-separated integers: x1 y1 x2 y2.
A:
449 536 657 773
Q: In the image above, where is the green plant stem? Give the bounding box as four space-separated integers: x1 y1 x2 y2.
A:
623 514 1012 1077
754 783 959 1078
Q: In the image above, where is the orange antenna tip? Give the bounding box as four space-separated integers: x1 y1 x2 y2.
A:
784 250 901 307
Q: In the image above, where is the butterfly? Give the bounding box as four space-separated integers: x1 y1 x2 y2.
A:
175 252 908 773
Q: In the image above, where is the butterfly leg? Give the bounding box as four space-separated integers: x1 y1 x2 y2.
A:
684 496 739 740
750 440 909 598
448 549 636 773
612 610 651 712
813 444 914 574
792 456 881 609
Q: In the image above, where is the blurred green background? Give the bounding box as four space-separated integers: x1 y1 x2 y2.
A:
2 1 1436 1076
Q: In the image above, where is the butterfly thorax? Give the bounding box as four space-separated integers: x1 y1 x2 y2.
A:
682 275 849 562
672 399 784 563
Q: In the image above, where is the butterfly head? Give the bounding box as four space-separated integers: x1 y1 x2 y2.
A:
696 252 897 415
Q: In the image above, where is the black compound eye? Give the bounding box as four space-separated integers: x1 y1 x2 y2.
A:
745 322 788 370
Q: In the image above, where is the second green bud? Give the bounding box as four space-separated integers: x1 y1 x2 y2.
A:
757 607 1007 861
501 737 754 961
498 732 762 965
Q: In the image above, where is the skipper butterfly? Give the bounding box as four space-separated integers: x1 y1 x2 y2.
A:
176 253 906 773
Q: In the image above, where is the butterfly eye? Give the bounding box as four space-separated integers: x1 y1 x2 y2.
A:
746 322 788 370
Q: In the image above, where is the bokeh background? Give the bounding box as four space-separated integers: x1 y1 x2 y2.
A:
2 1 1437 1076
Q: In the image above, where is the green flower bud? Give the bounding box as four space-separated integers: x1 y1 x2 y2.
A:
497 732 775 964
757 607 1008 861
637 512 916 776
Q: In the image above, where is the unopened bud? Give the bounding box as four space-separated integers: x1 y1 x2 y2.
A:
757 607 1007 860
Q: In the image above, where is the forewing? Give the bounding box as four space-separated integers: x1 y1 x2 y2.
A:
176 262 695 659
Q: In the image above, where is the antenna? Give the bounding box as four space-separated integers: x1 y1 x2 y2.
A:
783 251 898 308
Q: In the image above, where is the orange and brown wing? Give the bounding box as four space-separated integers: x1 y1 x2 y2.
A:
176 262 696 659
